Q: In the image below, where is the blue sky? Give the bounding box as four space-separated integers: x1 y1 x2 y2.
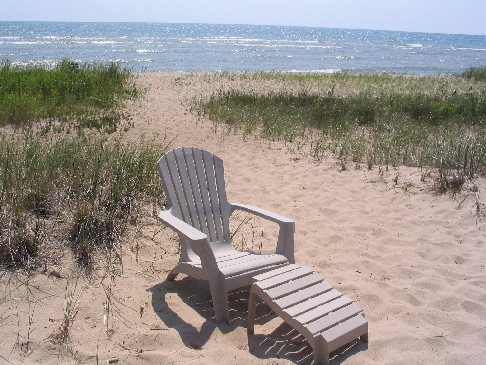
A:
1 0 485 35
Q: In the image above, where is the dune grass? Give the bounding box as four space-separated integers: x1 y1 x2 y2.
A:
0 132 167 270
0 59 141 132
0 60 167 271
0 134 166 268
460 66 486 82
194 70 486 184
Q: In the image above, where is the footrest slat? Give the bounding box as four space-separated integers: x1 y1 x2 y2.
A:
319 314 368 353
305 302 364 336
252 264 299 282
265 272 323 299
294 295 354 324
274 281 333 309
256 266 314 290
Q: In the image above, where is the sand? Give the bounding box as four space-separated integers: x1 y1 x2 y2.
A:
1 72 486 365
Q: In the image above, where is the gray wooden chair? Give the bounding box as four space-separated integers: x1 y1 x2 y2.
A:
157 147 295 323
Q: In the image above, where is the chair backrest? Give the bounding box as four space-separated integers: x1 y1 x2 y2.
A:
157 147 232 243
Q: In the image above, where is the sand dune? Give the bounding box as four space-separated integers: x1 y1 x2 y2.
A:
1 72 485 364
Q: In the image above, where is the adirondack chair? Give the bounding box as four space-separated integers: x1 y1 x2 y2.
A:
157 147 295 323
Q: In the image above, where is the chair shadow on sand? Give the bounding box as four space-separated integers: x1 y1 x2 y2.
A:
148 276 368 364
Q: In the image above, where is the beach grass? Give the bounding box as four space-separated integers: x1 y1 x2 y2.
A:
194 70 486 183
0 60 168 271
0 60 167 271
0 131 167 270
460 66 486 82
0 133 166 268
0 59 142 132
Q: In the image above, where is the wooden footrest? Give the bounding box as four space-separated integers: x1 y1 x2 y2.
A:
248 264 368 365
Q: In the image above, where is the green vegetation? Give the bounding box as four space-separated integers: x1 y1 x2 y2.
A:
0 59 141 132
460 66 486 82
0 132 167 270
194 70 486 182
0 60 167 271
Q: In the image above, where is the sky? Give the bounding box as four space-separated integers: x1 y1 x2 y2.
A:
1 0 485 36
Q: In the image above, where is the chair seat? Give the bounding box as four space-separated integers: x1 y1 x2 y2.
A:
217 252 289 277
177 251 290 292
179 250 289 278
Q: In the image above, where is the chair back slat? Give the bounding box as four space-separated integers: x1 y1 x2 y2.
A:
201 149 225 242
158 147 231 243
182 147 212 237
158 150 192 224
174 148 203 230
213 154 231 242
192 148 217 240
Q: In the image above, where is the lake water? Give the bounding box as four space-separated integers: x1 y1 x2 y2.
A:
1 21 485 75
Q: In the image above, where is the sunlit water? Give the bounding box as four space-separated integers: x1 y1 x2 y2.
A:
1 21 485 74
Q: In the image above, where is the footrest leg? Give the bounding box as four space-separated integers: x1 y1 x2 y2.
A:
314 335 330 365
247 289 258 334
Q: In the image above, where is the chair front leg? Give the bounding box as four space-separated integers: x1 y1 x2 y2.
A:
194 240 230 324
207 271 230 324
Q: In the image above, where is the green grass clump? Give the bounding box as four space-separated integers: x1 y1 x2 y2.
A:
0 132 167 270
194 72 486 178
460 66 486 82
0 59 141 132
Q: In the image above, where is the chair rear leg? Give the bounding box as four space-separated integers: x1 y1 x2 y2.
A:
166 273 178 281
166 268 179 281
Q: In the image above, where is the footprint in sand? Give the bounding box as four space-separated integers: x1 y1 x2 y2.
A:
461 300 486 317
454 256 465 264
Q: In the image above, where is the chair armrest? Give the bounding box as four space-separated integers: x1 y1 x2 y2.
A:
158 209 221 267
229 203 295 264
158 210 224 294
158 210 208 243
230 203 294 224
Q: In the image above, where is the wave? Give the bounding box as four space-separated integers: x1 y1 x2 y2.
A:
200 40 340 50
0 37 122 45
398 43 424 49
202 36 320 44
287 69 342 74
9 41 41 45
136 49 166 54
453 47 486 52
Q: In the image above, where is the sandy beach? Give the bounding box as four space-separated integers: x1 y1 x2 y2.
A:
1 72 486 365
